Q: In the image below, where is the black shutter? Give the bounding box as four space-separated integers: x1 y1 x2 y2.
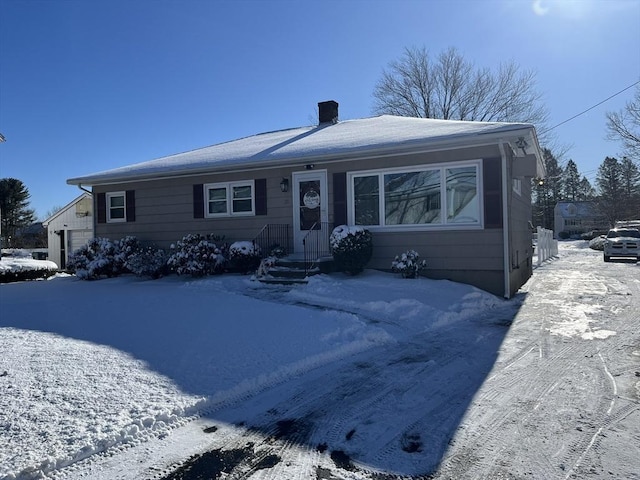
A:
255 178 267 216
125 190 136 222
333 172 347 226
193 184 204 218
97 192 106 224
483 158 503 229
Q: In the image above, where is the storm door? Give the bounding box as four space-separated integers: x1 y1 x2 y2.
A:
292 170 328 254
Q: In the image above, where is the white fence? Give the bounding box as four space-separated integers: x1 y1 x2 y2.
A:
536 227 558 266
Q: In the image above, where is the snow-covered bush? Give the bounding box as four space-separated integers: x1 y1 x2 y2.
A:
67 236 144 280
330 225 373 275
268 243 287 258
589 235 605 251
126 246 168 279
166 233 226 277
228 241 262 274
67 237 125 280
391 250 427 279
116 236 143 271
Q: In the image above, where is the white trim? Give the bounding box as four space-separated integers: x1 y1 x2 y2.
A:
204 180 255 217
106 191 126 223
347 159 483 230
499 141 510 299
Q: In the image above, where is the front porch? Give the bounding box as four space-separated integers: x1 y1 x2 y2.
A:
252 223 335 284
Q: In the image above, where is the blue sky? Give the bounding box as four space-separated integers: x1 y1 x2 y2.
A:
1 0 639 220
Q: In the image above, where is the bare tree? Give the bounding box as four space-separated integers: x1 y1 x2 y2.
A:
373 46 550 142
606 83 640 162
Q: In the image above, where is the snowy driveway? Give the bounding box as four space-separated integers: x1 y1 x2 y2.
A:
1 242 639 479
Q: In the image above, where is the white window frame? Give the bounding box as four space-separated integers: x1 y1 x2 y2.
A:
204 180 255 218
106 191 126 223
347 160 483 232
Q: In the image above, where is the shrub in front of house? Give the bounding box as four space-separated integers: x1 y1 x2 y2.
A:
330 225 373 275
67 236 145 280
67 237 128 280
228 241 262 274
0 251 58 283
391 250 427 279
167 233 226 277
558 231 570 240
268 243 287 258
116 236 143 273
126 245 168 279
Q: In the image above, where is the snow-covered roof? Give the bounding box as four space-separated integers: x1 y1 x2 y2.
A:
67 115 542 186
555 201 601 218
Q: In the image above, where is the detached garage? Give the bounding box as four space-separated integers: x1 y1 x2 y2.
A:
43 193 93 269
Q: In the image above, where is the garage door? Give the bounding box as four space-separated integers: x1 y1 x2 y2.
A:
68 229 93 254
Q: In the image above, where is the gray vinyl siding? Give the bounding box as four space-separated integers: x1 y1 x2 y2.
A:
94 168 294 247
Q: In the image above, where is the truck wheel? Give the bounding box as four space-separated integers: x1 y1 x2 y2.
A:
604 255 610 262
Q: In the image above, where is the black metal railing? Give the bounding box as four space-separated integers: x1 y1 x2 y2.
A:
303 222 333 274
252 224 292 258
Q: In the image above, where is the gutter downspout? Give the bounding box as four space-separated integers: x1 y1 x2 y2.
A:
77 184 92 195
498 141 510 299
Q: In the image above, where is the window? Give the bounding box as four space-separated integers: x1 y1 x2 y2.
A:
106 192 126 223
204 181 254 217
349 161 481 229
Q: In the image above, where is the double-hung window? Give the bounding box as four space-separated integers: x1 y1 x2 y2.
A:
349 161 481 229
106 192 126 223
205 181 254 217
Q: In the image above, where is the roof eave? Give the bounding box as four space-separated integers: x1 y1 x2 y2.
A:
67 125 541 187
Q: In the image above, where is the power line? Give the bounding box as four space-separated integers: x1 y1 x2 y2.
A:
541 80 640 134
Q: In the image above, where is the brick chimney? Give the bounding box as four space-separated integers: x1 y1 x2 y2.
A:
318 100 339 124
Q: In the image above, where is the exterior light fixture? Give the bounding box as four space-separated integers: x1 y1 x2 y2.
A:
280 177 289 192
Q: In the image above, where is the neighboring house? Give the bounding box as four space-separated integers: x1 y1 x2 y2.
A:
554 201 608 238
42 193 93 269
67 101 545 298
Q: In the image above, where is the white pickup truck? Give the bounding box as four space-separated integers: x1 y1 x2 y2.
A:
603 228 640 262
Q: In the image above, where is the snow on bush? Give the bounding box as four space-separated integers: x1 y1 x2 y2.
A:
330 225 373 275
126 246 168 279
391 250 427 279
167 233 226 277
0 257 58 283
67 236 143 280
589 235 606 251
228 241 262 274
67 238 120 280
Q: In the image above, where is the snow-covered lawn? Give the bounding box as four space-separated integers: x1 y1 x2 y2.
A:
1 242 638 479
0 263 503 479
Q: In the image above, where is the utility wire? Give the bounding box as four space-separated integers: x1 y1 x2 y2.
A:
540 80 640 134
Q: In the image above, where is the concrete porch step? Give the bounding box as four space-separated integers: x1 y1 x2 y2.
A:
256 256 333 285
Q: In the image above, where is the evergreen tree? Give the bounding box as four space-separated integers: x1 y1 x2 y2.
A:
595 157 623 226
562 159 581 201
0 178 37 247
532 148 563 229
619 156 640 219
578 176 596 200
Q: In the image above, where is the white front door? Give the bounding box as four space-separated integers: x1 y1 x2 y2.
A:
292 170 328 254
